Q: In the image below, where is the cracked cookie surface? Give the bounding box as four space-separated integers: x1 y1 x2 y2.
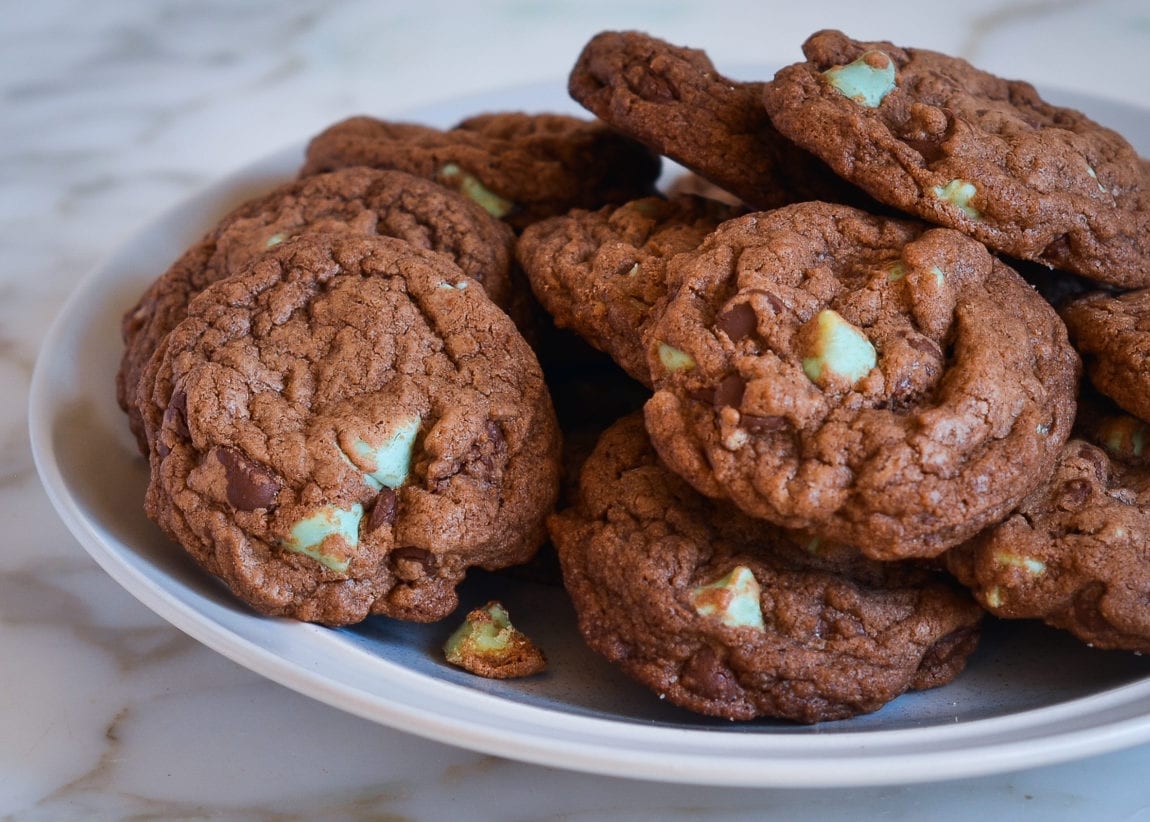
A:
763 29 1150 287
516 194 742 386
568 30 865 211
300 111 662 231
947 397 1150 652
1061 287 1150 422
549 414 982 723
118 167 515 452
139 233 560 626
642 202 1080 559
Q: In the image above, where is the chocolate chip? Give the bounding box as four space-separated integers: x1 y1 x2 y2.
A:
716 302 757 341
213 446 282 511
713 374 746 409
906 335 943 360
479 420 506 477
742 414 788 433
164 389 190 439
746 288 787 315
390 545 437 581
367 487 398 531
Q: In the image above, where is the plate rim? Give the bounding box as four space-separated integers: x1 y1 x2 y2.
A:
27 75 1150 788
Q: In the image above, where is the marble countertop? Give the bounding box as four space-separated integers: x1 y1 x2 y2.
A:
8 0 1150 818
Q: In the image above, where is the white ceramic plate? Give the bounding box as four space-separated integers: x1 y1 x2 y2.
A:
29 74 1150 788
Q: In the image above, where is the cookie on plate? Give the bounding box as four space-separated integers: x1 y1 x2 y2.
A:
516 194 742 386
550 413 983 723
642 202 1080 560
299 112 662 230
568 30 865 211
118 167 516 452
139 233 561 626
762 29 1150 287
947 399 1150 653
1061 287 1150 422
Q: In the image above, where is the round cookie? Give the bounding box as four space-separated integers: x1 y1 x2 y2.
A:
568 30 866 211
139 233 561 626
642 202 1080 560
516 194 742 386
1061 287 1150 422
118 166 516 452
299 112 662 231
762 29 1150 287
550 413 983 723
946 405 1150 653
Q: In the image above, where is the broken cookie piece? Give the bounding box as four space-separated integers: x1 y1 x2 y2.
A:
444 601 547 679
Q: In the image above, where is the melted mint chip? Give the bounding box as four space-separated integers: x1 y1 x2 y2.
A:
800 309 877 388
445 602 515 657
823 50 897 108
932 179 980 220
437 163 515 218
996 553 1047 575
1086 165 1108 193
283 503 363 572
657 342 696 372
690 566 765 630
1099 416 1148 460
351 416 421 490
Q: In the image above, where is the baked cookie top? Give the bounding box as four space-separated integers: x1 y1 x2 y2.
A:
516 194 742 386
762 29 1150 287
549 413 982 723
947 402 1150 652
568 30 863 211
139 233 561 626
118 167 515 452
642 202 1080 559
299 111 662 230
1061 287 1150 422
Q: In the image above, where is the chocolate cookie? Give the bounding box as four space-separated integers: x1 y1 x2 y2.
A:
139 233 561 626
516 194 742 385
550 414 982 723
1061 287 1150 422
118 167 516 452
642 202 1080 560
762 29 1150 287
947 405 1150 653
568 30 862 211
300 112 662 230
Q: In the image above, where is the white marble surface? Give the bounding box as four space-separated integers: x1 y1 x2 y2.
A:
8 0 1150 818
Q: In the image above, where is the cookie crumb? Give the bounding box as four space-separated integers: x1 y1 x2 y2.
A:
444 601 547 679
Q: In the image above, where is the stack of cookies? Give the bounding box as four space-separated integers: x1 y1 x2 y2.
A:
117 117 660 625
117 28 1150 725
